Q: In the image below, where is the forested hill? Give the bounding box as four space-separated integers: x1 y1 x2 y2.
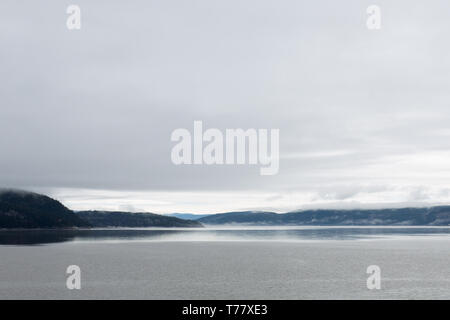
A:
0 190 203 229
0 190 90 228
76 211 203 228
3 189 449 228
197 207 450 226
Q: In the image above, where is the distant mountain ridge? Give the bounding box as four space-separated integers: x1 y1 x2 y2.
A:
77 211 203 228
2 189 450 228
198 207 450 226
165 213 209 220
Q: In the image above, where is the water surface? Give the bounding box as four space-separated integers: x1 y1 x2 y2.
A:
0 227 449 299
0 226 449 245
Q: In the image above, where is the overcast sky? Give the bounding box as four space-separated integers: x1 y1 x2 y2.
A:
1 1 450 213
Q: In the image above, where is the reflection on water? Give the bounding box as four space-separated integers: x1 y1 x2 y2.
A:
0 227 449 245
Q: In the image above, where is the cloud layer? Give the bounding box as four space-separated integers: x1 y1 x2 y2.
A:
1 1 450 211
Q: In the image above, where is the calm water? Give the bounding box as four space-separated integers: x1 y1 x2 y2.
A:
0 227 449 299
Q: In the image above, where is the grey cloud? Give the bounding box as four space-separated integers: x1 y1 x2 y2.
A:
1 0 450 210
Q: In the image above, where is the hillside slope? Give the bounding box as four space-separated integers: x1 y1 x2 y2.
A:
0 190 90 228
76 211 203 228
198 207 450 226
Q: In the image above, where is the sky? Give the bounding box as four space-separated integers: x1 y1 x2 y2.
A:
1 1 450 213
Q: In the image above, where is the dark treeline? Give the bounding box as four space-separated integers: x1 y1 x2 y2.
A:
0 190 202 229
198 207 450 226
